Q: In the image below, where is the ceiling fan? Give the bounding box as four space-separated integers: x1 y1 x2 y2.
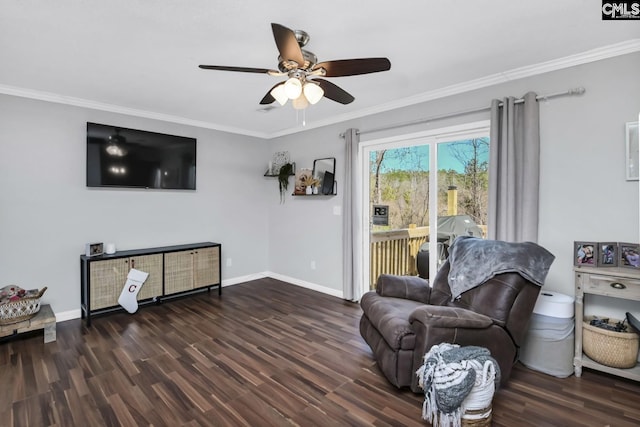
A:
199 23 391 109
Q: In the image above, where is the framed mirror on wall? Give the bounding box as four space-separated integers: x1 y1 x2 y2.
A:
313 157 336 195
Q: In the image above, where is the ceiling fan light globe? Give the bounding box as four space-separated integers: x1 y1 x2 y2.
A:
284 77 303 100
292 94 309 110
303 83 324 104
270 85 288 106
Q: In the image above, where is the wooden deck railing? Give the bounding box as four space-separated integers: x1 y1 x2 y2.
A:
369 226 429 290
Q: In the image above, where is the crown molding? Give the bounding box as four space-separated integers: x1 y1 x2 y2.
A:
0 84 270 139
266 39 640 139
502 38 640 81
1 40 638 140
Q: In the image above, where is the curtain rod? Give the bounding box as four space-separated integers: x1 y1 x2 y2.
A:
341 87 585 138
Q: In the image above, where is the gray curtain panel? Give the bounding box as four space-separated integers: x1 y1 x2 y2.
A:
488 92 540 242
343 128 363 301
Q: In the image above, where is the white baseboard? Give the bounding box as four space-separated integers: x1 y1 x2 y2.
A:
56 309 82 322
53 272 342 322
263 271 344 299
54 309 82 322
221 273 267 287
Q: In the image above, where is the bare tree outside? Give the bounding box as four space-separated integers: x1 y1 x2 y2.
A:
369 146 430 229
369 138 489 230
372 150 386 205
442 138 489 225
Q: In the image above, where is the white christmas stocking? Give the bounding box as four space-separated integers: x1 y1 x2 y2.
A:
118 268 149 314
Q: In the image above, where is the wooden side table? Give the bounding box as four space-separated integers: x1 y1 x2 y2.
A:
574 266 640 381
0 304 56 343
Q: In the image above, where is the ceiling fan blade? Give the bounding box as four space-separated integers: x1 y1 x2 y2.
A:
314 79 355 104
259 82 284 105
313 58 391 77
260 93 275 105
271 23 305 66
199 65 273 74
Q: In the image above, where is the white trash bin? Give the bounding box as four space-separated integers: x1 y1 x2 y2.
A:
519 290 575 377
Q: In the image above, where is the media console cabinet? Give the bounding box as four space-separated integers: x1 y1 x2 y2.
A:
80 242 221 326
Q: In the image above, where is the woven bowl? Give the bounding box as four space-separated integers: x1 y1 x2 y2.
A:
583 316 639 369
0 287 47 325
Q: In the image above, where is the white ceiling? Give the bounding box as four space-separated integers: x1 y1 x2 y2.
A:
1 1 639 139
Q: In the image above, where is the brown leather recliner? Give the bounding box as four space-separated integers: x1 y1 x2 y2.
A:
359 260 543 393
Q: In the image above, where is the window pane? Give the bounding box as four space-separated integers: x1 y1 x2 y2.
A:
369 145 430 230
368 145 430 288
437 137 489 234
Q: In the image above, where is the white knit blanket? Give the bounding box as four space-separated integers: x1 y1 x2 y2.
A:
416 343 499 427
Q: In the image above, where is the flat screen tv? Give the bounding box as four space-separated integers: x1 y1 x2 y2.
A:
86 122 196 190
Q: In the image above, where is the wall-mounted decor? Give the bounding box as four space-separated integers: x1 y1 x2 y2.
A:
269 151 290 176
574 241 596 266
618 242 640 269
263 151 295 203
626 121 639 181
313 157 336 195
294 168 314 195
596 242 617 267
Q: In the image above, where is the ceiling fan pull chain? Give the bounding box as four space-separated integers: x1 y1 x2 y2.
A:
295 107 305 127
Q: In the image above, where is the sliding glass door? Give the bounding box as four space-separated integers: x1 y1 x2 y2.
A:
361 122 489 293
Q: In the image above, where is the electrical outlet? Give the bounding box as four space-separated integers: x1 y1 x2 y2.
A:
226 258 232 267
310 261 316 270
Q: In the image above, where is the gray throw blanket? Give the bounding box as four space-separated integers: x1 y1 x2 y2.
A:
416 343 500 427
447 236 555 301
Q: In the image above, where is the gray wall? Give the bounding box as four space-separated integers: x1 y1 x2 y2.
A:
1 52 638 318
267 52 640 299
266 126 346 295
0 96 270 316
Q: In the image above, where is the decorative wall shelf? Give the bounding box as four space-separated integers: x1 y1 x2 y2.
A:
264 162 296 177
292 182 337 196
290 157 337 197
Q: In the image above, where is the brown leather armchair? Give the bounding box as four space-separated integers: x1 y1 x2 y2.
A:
359 260 543 393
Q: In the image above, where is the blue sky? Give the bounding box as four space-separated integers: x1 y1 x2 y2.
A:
371 138 489 173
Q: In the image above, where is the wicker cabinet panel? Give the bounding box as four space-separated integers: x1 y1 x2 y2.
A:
194 247 220 288
131 254 163 301
164 250 194 295
90 258 129 310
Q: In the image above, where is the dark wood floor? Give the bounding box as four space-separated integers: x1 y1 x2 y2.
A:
1 278 639 426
